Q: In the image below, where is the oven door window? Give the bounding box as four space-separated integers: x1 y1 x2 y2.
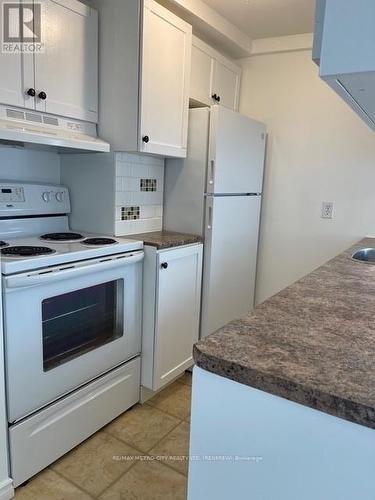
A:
42 280 124 371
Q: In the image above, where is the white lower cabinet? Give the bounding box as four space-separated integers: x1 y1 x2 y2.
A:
142 244 203 392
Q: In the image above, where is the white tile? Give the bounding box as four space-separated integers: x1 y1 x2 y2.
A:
115 177 123 192
141 206 156 219
131 164 151 178
116 162 132 177
115 218 162 236
148 191 163 205
154 206 163 217
122 177 138 192
134 191 163 206
115 220 136 235
116 192 133 206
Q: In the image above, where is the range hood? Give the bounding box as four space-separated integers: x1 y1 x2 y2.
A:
0 105 110 153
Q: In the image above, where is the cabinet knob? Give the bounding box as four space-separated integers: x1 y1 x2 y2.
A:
142 135 150 143
161 262 168 269
38 91 47 100
212 93 218 101
216 95 221 102
27 88 36 97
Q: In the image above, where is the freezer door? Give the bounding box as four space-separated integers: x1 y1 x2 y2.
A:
201 195 261 338
207 105 266 195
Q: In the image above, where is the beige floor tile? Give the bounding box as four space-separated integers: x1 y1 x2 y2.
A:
99 460 187 500
148 382 192 420
177 371 192 387
52 431 142 497
149 421 190 475
14 469 92 500
103 404 179 452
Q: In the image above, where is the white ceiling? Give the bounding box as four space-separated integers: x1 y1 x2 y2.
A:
201 0 315 39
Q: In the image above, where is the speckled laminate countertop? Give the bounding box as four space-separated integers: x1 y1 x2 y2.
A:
194 238 375 429
127 230 203 250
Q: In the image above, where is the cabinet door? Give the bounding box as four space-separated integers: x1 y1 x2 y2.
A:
213 59 241 111
0 0 34 109
190 42 214 106
34 0 98 122
140 0 192 158
153 245 203 391
0 52 25 109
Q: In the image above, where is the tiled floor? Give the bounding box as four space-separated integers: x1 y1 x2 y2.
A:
15 372 192 500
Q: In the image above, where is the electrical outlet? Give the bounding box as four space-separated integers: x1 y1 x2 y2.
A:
321 201 334 219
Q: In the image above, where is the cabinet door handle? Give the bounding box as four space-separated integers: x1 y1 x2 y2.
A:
161 262 168 269
216 95 221 102
38 91 47 100
211 93 217 101
142 135 150 143
27 88 36 97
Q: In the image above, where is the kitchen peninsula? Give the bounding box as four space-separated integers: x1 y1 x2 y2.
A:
188 238 375 500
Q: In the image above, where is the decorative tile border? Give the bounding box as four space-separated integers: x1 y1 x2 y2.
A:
121 206 140 221
140 178 157 192
115 153 164 235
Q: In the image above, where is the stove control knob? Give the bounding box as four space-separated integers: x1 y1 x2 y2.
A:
55 191 64 202
42 191 51 203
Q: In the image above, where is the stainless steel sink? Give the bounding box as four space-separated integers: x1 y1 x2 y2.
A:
352 248 375 263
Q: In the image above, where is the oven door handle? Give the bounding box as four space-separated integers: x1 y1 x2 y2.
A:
5 251 144 289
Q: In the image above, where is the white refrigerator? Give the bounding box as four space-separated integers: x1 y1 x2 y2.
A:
164 105 266 338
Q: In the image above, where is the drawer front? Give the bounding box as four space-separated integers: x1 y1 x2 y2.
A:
10 358 140 487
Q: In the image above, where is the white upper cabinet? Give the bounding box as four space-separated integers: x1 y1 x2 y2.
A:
0 0 98 123
90 0 192 157
190 41 214 106
190 37 241 111
34 0 98 123
140 0 191 157
0 52 25 109
212 58 241 110
0 0 32 109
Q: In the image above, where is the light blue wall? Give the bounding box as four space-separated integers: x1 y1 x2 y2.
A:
0 145 61 183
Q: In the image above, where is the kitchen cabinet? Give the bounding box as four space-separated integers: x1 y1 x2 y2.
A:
34 0 98 122
90 0 192 157
0 0 98 123
142 243 203 392
0 51 26 109
190 36 241 111
316 0 375 131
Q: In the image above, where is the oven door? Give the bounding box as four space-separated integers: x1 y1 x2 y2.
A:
3 251 143 423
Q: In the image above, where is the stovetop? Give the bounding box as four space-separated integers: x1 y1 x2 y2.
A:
0 183 143 275
0 233 143 275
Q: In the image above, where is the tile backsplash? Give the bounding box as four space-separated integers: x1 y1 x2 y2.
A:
115 153 164 235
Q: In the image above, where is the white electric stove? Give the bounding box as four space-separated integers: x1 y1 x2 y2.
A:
0 181 143 487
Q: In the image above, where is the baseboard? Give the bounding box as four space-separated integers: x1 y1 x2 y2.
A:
0 478 14 500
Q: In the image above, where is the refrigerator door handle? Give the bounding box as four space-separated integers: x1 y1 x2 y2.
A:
207 206 213 230
209 160 215 186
